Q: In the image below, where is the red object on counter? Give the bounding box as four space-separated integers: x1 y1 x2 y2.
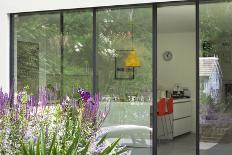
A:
166 97 174 114
157 98 166 116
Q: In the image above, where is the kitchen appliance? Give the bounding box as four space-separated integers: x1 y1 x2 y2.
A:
183 88 191 98
172 90 184 98
172 83 184 99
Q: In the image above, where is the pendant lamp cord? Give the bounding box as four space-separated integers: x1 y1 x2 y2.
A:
130 9 134 50
132 22 134 49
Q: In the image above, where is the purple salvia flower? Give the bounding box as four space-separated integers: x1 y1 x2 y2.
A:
49 91 52 106
54 83 58 102
95 143 106 154
33 136 37 144
78 88 91 102
26 103 29 119
0 88 15 117
28 95 35 117
30 96 35 107
39 87 48 108
82 93 105 125
0 88 4 115
72 84 75 98
8 80 15 104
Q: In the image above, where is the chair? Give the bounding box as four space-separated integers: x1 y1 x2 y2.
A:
157 98 168 139
166 97 174 138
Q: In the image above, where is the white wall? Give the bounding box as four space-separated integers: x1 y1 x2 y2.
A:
0 12 10 92
157 32 196 132
1 0 184 13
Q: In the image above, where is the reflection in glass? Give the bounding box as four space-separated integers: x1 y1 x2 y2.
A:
200 2 232 155
63 10 93 94
96 6 152 154
15 14 61 95
14 10 93 97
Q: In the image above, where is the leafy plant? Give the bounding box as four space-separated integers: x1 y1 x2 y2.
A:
0 86 128 155
21 109 128 155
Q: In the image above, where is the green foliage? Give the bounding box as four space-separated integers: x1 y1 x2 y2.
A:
22 131 127 155
15 8 152 98
200 92 214 105
96 8 152 98
200 2 232 57
21 108 128 155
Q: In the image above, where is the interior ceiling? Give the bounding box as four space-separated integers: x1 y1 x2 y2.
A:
157 5 195 33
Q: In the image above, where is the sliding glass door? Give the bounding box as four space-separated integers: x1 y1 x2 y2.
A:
200 1 232 155
157 2 197 155
96 6 153 154
13 6 153 154
12 2 199 154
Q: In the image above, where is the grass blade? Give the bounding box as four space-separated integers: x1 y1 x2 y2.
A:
48 133 56 155
21 143 29 155
97 135 107 146
40 128 46 155
29 141 34 155
101 138 120 155
80 141 90 155
66 136 79 155
52 146 58 155
36 136 40 155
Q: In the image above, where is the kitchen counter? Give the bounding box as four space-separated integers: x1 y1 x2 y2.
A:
157 98 192 139
174 98 192 104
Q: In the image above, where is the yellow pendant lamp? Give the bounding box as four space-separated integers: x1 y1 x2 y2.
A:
124 49 141 67
114 9 141 80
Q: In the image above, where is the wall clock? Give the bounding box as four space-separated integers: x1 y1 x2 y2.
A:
163 51 173 61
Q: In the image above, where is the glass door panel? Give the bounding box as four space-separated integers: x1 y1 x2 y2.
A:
157 3 196 155
200 1 232 155
96 6 153 155
14 13 61 95
63 10 93 94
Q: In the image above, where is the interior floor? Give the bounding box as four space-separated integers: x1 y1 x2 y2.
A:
157 133 196 155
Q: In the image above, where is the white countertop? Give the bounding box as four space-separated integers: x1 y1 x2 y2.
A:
173 98 192 103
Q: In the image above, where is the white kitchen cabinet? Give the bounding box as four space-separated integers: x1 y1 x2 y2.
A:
173 116 192 137
156 98 192 139
173 99 192 137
